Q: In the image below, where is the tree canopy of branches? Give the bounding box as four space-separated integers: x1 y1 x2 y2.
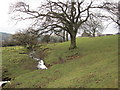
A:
95 1 120 30
80 14 103 37
13 29 38 50
104 1 120 27
10 0 94 49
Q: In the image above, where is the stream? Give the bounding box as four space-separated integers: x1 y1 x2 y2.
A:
0 50 48 87
0 81 10 87
29 51 48 69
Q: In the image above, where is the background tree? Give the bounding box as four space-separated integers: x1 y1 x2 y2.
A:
80 14 103 37
2 40 19 47
66 31 69 41
103 1 120 27
41 35 50 43
54 30 65 42
95 1 120 30
54 30 69 42
10 0 94 49
13 29 38 50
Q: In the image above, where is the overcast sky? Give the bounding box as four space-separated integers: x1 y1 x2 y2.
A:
0 0 119 34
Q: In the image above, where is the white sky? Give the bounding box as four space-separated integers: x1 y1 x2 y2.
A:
0 0 119 34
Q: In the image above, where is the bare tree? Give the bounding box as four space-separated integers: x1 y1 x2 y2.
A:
41 35 50 43
10 0 93 49
94 1 120 30
53 30 65 42
80 14 103 37
13 29 38 50
104 1 120 27
54 30 69 42
66 31 69 41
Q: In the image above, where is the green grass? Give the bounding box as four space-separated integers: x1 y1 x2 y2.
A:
3 35 118 88
2 46 37 80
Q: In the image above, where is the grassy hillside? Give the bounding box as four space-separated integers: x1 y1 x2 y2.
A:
3 35 118 88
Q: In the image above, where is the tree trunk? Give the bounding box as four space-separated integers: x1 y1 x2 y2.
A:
93 33 95 37
69 33 76 49
93 29 96 37
63 31 65 42
66 31 69 41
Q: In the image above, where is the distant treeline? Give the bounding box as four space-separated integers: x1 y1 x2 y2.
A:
1 34 66 47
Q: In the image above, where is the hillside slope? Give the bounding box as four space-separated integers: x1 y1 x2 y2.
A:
0 32 12 41
3 35 118 88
